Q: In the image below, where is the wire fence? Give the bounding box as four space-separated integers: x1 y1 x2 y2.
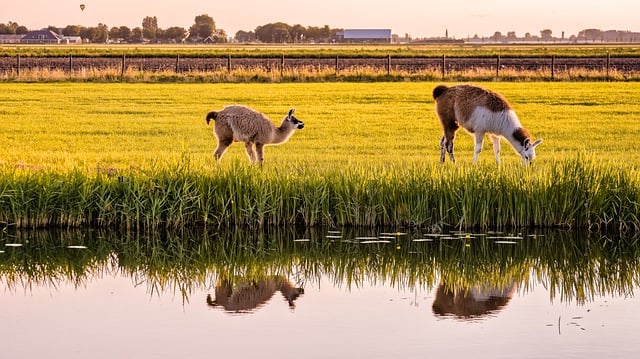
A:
1 54 639 80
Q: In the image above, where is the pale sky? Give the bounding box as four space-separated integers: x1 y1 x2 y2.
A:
3 0 639 39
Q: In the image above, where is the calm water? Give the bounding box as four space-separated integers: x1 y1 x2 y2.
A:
2 228 640 359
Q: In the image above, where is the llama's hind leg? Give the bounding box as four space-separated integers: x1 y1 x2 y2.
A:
214 137 233 160
491 135 501 164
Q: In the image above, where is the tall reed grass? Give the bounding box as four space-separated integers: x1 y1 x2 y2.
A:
1 156 637 231
3 64 637 82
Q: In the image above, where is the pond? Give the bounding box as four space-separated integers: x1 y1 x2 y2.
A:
2 227 640 359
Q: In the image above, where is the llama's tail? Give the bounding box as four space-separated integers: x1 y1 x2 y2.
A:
206 111 218 125
432 85 449 100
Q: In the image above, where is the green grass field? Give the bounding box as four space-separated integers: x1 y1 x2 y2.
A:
1 82 639 229
2 82 640 168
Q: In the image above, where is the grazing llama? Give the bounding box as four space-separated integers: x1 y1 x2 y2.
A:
206 105 304 164
432 282 517 319
432 84 542 164
206 275 304 313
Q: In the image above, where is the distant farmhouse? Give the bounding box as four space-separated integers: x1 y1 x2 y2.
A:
0 30 82 44
337 29 392 43
20 30 82 44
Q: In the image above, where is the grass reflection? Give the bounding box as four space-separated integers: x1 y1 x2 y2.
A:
1 227 639 306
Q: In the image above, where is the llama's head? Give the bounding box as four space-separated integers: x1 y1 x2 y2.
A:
284 108 305 129
519 138 543 164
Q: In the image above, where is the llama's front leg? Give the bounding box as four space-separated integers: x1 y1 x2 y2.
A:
244 142 257 163
473 133 485 164
255 143 265 164
491 135 501 164
440 134 456 163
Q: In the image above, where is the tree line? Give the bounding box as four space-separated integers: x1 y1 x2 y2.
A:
0 15 342 44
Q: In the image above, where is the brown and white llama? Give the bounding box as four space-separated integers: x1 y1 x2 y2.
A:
206 105 304 164
206 275 304 313
432 84 542 164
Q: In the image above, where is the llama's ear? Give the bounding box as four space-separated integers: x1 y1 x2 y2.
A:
288 108 295 117
532 139 543 147
523 138 531 148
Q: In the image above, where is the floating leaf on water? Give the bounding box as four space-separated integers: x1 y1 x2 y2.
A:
412 238 434 242
67 245 88 249
5 243 23 247
494 241 517 244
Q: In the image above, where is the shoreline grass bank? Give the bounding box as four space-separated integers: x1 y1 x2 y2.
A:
1 158 638 232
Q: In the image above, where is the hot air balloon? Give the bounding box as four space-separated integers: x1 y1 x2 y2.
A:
80 4 85 11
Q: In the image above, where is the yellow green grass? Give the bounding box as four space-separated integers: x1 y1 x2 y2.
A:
1 82 639 230
3 43 640 57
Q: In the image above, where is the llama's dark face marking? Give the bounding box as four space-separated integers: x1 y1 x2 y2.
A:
289 116 304 129
287 108 304 129
520 138 543 164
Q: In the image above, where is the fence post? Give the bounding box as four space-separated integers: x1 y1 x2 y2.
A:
16 54 20 77
175 54 179 73
606 52 610 80
441 54 446 79
121 54 126 77
227 54 231 72
335 55 339 77
281 53 285 77
387 54 391 76
496 55 500 78
69 55 73 73
551 55 555 79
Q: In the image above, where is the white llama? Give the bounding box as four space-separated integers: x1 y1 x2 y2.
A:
432 84 542 164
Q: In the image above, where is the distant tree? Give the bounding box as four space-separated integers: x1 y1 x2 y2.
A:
493 31 503 42
0 23 10 34
142 16 158 40
235 30 255 43
0 21 20 34
209 28 228 43
578 29 603 42
15 25 29 34
540 29 553 40
304 25 332 43
63 25 82 36
255 22 292 43
189 14 216 40
130 27 144 42
162 26 187 42
47 25 61 34
507 31 517 40
291 24 306 43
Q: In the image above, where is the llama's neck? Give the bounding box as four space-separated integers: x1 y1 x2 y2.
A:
272 123 295 144
506 127 531 153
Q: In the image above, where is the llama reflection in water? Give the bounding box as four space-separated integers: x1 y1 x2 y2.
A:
207 275 304 313
432 282 516 320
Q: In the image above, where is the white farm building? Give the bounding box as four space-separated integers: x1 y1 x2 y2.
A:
337 29 392 43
